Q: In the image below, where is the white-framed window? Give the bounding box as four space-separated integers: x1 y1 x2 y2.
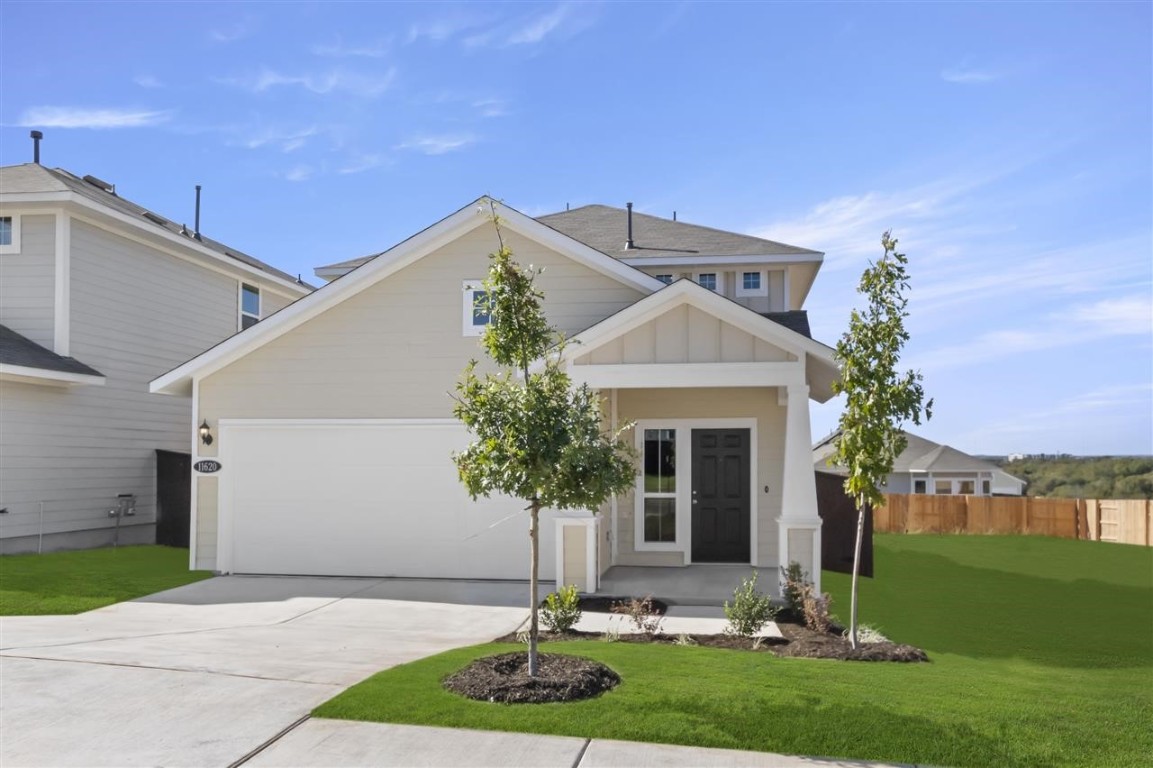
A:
913 479 927 494
641 428 678 544
736 270 768 297
982 479 991 495
462 279 493 336
694 272 723 293
240 283 260 330
934 479 952 495
0 215 21 254
655 274 674 284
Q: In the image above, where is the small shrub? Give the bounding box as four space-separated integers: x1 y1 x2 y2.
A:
673 633 697 647
611 594 664 635
723 570 778 638
780 561 808 616
540 584 583 633
845 624 890 644
600 618 622 643
515 628 530 644
801 584 832 634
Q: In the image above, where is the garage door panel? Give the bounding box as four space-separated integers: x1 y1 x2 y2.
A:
222 422 558 580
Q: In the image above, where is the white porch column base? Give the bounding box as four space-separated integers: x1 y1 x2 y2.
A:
778 383 822 592
555 517 599 594
776 517 822 593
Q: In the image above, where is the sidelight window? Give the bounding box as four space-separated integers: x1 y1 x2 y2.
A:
642 428 677 543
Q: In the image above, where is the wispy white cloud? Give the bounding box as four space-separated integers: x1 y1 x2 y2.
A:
16 106 172 129
338 154 389 175
472 98 508 118
283 164 314 182
397 134 476 155
220 67 397 98
240 125 319 153
406 14 488 44
313 36 392 58
464 3 593 48
506 3 572 45
209 23 249 44
133 74 163 89
941 64 1002 84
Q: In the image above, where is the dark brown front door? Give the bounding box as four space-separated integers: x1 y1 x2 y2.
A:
691 429 751 563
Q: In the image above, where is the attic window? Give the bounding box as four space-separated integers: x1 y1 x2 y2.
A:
240 283 260 330
655 274 674 284
0 216 20 254
463 280 493 336
736 270 768 298
695 272 721 292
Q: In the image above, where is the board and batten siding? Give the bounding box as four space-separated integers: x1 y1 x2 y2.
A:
0 217 258 551
613 387 786 568
0 214 56 349
193 225 646 570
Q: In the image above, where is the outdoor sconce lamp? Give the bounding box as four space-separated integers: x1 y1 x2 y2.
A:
199 419 214 446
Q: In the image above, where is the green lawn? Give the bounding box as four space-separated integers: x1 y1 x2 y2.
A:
0 545 212 615
316 535 1153 768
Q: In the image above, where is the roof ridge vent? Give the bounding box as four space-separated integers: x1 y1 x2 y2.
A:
142 211 168 226
82 174 116 195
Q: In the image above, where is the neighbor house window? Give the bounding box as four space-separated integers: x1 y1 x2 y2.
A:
982 479 991 495
240 283 260 330
913 479 927 494
695 272 719 292
934 479 953 495
642 428 677 543
462 280 493 336
655 274 674 284
736 270 769 297
0 215 20 254
957 479 976 495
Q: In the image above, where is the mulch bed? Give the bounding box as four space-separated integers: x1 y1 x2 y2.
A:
576 596 669 615
443 651 620 703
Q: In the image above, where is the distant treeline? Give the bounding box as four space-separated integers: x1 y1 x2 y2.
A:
999 456 1153 500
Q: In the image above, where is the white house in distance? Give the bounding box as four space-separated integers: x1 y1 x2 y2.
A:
152 200 839 593
0 157 311 553
813 430 1027 497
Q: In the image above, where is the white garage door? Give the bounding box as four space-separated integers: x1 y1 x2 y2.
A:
219 420 556 580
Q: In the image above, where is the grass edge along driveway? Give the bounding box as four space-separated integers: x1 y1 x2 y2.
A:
0 545 212 615
316 535 1153 768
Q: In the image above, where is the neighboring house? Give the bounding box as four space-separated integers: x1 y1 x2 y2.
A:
813 430 1027 496
0 162 312 553
152 200 839 592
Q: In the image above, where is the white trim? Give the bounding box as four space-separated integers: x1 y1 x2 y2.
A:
0 363 105 387
0 212 22 254
569 362 805 389
620 253 823 267
693 270 724 294
632 418 758 565
152 197 664 397
735 269 769 298
610 387 619 565
189 377 200 570
462 279 490 336
53 211 70 355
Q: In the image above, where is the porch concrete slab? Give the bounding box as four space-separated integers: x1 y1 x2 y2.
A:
575 611 782 638
248 720 588 767
580 739 914 767
0 655 338 768
598 564 780 605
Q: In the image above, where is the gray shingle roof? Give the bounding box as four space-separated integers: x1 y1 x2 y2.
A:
814 431 1005 475
0 324 103 378
761 310 811 338
0 164 313 288
536 204 822 261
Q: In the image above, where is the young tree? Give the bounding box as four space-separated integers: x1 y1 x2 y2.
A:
452 206 635 676
833 231 932 649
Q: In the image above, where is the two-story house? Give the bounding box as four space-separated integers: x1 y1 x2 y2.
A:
0 161 312 553
152 199 839 595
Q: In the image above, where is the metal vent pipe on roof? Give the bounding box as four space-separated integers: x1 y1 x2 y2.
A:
30 131 42 164
194 185 202 241
625 202 635 249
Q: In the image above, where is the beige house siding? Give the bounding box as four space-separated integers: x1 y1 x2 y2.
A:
0 213 56 348
613 387 785 568
262 289 296 318
574 305 795 366
562 525 588 592
0 218 261 551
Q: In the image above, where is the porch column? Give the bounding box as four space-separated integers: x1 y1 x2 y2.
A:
777 384 823 592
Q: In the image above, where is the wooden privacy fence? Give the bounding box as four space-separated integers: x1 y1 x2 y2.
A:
874 494 1152 547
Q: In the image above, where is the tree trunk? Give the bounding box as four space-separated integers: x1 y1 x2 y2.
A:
528 501 540 677
849 496 866 650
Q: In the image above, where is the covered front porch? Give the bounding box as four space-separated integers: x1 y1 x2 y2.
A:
595 564 782 606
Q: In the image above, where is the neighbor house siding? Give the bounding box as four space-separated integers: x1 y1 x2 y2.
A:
193 226 646 569
0 218 247 551
613 387 785 568
0 213 55 348
262 289 296 318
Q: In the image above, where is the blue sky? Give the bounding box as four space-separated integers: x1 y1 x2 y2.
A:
2 1 1150 455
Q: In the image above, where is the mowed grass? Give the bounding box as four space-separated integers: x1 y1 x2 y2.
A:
317 535 1153 767
0 545 212 615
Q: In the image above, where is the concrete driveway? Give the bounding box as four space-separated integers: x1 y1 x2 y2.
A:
0 576 529 767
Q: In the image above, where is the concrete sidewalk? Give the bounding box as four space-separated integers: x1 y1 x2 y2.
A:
247 719 918 767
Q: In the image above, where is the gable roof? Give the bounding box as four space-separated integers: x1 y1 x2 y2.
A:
814 430 1022 479
0 324 105 385
559 278 839 402
152 197 666 396
536 204 822 261
0 163 314 291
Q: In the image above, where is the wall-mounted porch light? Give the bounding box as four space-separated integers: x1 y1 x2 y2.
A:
199 419 214 446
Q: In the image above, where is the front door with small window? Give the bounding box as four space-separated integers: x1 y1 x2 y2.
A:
691 429 751 563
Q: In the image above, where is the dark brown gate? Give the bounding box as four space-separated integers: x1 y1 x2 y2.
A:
155 450 191 548
815 470 873 577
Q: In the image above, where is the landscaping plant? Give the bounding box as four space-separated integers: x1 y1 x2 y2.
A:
780 561 808 618
801 583 832 634
453 202 635 677
541 585 583 633
832 231 931 648
723 570 778 638
611 594 664 635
